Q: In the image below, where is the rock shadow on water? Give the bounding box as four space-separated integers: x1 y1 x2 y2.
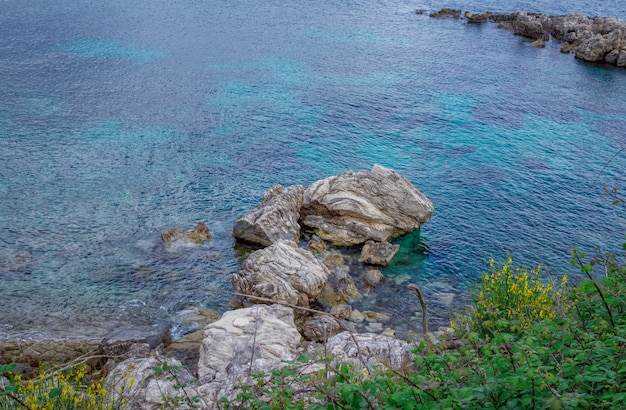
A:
443 165 509 186
472 102 524 128
517 157 551 171
596 120 626 148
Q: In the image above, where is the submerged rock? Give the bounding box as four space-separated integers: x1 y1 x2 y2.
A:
161 222 211 245
359 240 400 266
232 240 330 306
233 184 304 247
301 165 433 246
317 269 362 306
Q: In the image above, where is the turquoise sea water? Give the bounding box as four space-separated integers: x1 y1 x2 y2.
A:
1 0 625 339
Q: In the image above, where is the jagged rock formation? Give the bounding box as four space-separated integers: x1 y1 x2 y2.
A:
430 9 626 67
301 165 434 246
232 184 304 247
231 240 330 307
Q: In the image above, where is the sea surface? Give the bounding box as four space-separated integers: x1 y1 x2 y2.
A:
1 0 625 340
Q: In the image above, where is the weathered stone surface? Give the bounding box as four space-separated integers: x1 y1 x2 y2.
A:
323 253 346 269
161 222 211 245
317 269 362 306
105 355 199 410
464 11 490 24
359 240 400 266
435 10 626 68
232 240 330 306
326 331 412 369
429 8 461 19
330 304 353 320
510 12 549 40
363 310 391 322
233 184 304 247
300 315 344 342
197 304 301 384
350 309 366 323
0 338 101 371
301 165 434 246
307 235 327 254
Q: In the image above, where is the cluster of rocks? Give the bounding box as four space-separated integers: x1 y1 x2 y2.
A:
104 304 419 409
229 165 433 338
428 8 626 67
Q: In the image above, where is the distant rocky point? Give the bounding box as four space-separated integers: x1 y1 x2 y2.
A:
428 9 626 67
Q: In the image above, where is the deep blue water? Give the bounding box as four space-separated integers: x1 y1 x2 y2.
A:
1 0 625 339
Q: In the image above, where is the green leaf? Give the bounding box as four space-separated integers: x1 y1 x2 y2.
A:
0 363 16 374
48 387 62 399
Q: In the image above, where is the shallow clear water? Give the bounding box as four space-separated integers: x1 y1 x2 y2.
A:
1 0 625 340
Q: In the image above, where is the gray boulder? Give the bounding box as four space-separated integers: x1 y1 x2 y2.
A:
197 304 301 384
233 184 304 247
301 165 433 246
232 240 330 306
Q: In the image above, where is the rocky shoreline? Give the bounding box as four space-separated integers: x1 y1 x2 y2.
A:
426 8 626 67
2 165 447 408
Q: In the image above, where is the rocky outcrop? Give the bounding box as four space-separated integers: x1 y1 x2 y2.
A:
197 304 301 384
231 240 330 307
430 10 626 68
301 165 434 246
161 222 211 245
359 240 400 266
429 8 461 19
232 184 304 247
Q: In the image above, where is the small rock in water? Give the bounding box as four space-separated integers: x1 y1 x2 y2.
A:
366 322 383 332
350 309 366 323
359 240 400 266
307 235 327 254
381 328 396 338
362 268 384 286
330 304 353 320
530 38 546 48
363 310 391 322
161 222 211 245
324 253 346 269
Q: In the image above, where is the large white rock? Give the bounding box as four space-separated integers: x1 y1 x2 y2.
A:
232 240 330 306
197 304 301 384
301 165 434 245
